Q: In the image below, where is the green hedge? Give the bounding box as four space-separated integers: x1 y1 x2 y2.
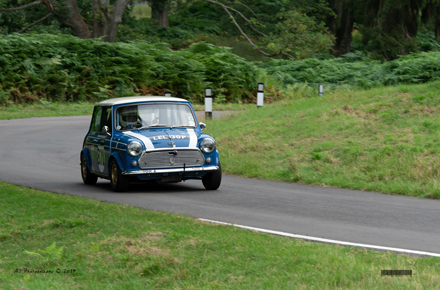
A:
0 34 260 105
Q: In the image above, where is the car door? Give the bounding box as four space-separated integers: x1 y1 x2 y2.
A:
99 106 112 175
87 106 103 174
86 106 112 175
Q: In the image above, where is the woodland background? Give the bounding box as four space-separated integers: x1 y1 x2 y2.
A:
1 0 440 104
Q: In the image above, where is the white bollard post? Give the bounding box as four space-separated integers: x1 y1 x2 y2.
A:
205 88 212 120
257 83 264 108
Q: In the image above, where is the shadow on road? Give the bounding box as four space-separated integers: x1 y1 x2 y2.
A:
87 180 208 194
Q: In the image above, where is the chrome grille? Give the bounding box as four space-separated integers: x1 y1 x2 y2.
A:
139 149 205 169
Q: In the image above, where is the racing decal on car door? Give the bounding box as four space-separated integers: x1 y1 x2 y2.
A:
97 145 105 172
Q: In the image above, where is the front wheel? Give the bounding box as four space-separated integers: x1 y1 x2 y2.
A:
202 163 222 190
110 160 129 192
81 154 98 185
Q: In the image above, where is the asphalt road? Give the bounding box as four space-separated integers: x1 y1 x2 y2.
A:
1 115 440 255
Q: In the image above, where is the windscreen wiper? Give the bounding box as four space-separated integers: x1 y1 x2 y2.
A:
137 124 169 130
171 125 190 129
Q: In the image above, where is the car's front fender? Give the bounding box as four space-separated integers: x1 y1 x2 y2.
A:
81 148 92 171
109 152 125 173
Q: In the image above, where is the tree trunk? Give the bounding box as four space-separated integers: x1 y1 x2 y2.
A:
158 8 169 27
436 19 440 40
151 0 169 27
98 0 131 42
93 0 105 38
334 10 354 56
327 0 353 57
326 0 337 36
52 0 92 39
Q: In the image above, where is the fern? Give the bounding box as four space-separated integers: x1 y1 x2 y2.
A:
24 242 63 263
261 51 440 90
0 34 262 104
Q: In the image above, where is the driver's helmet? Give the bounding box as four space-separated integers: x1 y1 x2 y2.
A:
119 106 138 129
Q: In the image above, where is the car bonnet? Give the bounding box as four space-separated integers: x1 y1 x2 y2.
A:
120 128 199 150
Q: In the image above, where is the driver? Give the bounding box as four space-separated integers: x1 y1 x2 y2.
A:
119 106 139 129
138 106 159 126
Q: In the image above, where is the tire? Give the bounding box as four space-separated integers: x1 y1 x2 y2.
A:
202 162 222 190
110 160 129 192
81 154 98 185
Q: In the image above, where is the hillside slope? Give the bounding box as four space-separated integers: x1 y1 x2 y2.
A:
207 81 440 198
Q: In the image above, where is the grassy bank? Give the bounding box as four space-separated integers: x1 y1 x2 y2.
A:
205 80 440 199
1 182 439 289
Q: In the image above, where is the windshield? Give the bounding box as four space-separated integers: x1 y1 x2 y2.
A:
116 103 196 131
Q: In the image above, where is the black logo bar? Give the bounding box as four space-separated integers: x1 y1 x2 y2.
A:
381 270 412 276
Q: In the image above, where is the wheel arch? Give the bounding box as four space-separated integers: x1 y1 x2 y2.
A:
109 152 124 173
81 148 92 171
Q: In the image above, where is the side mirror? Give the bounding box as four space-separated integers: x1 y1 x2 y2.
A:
102 126 111 136
199 122 206 130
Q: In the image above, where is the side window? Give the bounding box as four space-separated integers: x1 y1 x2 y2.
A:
91 107 102 132
101 106 112 132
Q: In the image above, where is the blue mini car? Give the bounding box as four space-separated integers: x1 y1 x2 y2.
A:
80 96 221 191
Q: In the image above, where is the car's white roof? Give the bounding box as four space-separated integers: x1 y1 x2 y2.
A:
96 96 189 106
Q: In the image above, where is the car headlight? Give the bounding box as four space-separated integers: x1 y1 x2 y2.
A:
127 141 142 157
200 138 215 154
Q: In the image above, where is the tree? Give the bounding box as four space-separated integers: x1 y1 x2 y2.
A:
192 0 335 59
262 9 335 59
1 0 335 58
356 0 426 60
0 0 55 33
150 0 170 27
421 0 440 40
326 0 355 57
93 0 132 42
0 0 132 42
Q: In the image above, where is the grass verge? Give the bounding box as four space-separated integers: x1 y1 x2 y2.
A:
0 101 94 120
205 80 440 199
0 101 251 120
1 181 439 289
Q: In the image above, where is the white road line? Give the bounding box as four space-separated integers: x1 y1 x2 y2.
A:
198 218 440 258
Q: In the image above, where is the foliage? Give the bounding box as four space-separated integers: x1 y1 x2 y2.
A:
116 17 200 49
261 9 335 59
351 0 437 60
0 0 135 42
0 34 260 104
183 42 258 103
0 0 52 34
261 50 440 89
417 29 440 52
170 0 335 58
24 242 64 263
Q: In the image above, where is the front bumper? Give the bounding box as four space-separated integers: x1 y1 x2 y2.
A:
122 165 220 175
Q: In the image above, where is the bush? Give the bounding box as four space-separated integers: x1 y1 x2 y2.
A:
0 34 260 104
261 51 440 89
